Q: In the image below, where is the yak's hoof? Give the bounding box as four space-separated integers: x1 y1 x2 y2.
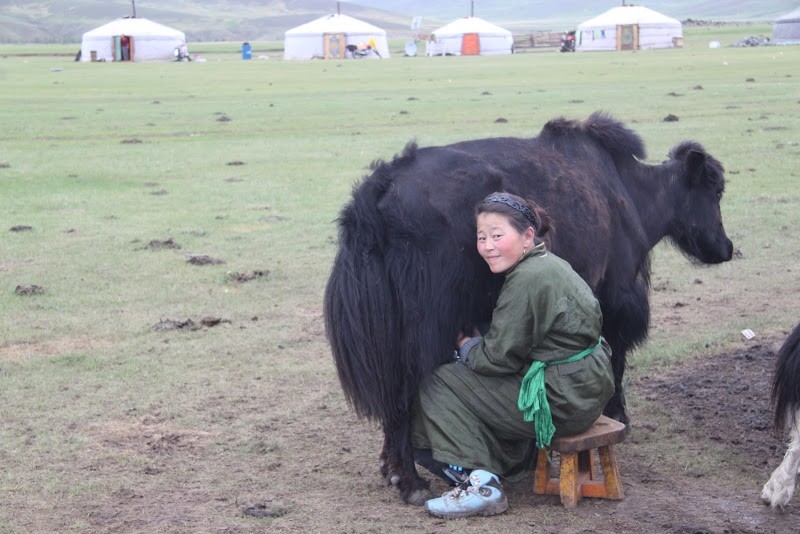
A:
603 399 630 426
406 487 435 506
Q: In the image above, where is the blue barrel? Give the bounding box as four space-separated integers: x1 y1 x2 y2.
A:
242 42 252 60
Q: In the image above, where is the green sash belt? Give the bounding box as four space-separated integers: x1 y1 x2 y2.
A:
517 338 603 449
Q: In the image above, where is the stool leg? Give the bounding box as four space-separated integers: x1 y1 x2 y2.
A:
533 448 549 494
598 444 624 500
559 452 580 508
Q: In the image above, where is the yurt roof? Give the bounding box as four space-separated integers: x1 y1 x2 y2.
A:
775 7 800 23
83 17 185 38
431 16 512 37
578 5 680 27
285 14 386 36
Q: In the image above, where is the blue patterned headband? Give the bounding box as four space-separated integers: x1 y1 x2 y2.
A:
480 193 538 228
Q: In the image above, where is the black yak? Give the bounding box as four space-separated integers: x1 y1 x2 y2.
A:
324 112 733 504
762 321 800 508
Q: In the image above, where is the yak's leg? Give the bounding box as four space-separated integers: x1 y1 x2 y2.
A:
600 316 628 424
601 280 650 426
762 410 800 508
601 332 631 426
379 418 433 505
379 435 392 481
602 352 629 425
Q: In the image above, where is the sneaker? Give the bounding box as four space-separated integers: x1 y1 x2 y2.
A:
425 470 508 519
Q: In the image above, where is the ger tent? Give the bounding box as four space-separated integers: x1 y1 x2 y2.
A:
425 17 513 56
773 7 800 44
80 17 187 62
283 14 390 60
576 5 683 52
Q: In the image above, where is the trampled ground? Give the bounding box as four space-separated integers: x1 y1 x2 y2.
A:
44 328 798 534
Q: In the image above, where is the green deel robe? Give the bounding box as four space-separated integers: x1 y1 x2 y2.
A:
411 243 614 481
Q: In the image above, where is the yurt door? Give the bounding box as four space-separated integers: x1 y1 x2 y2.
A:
324 33 346 59
112 35 133 61
461 33 480 55
616 25 639 51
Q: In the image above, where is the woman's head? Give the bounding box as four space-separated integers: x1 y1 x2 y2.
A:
475 192 550 236
474 192 551 274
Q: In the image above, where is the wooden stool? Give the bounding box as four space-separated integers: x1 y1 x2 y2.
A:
533 415 627 508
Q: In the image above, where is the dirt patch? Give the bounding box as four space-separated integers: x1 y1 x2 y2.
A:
15 284 45 295
225 270 269 283
144 238 181 251
0 336 110 363
186 254 225 265
609 335 800 533
84 415 215 456
636 340 780 467
151 317 229 331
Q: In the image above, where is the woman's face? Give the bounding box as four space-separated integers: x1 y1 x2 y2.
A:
476 212 534 274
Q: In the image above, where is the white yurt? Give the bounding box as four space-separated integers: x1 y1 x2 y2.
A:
425 17 513 56
773 7 800 44
576 5 683 52
80 17 187 62
283 14 390 60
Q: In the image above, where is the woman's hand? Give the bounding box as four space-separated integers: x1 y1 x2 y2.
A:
456 332 471 349
457 326 483 348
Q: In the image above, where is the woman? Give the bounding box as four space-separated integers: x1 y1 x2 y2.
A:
411 192 615 519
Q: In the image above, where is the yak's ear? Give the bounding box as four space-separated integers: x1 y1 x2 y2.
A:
685 149 707 186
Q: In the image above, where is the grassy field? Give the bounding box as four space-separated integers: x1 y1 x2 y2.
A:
1 25 799 533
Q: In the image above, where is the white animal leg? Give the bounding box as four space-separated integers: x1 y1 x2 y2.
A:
762 410 800 508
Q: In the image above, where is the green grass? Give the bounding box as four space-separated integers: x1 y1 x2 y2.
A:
1 26 799 532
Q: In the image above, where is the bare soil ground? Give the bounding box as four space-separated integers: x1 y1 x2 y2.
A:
603 336 800 534
52 330 799 534
14 262 798 533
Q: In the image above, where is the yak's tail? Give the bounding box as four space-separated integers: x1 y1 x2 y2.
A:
324 168 399 423
323 147 464 425
772 322 800 432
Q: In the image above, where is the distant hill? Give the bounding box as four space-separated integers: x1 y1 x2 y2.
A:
1 0 795 44
0 0 412 44
354 1 799 28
